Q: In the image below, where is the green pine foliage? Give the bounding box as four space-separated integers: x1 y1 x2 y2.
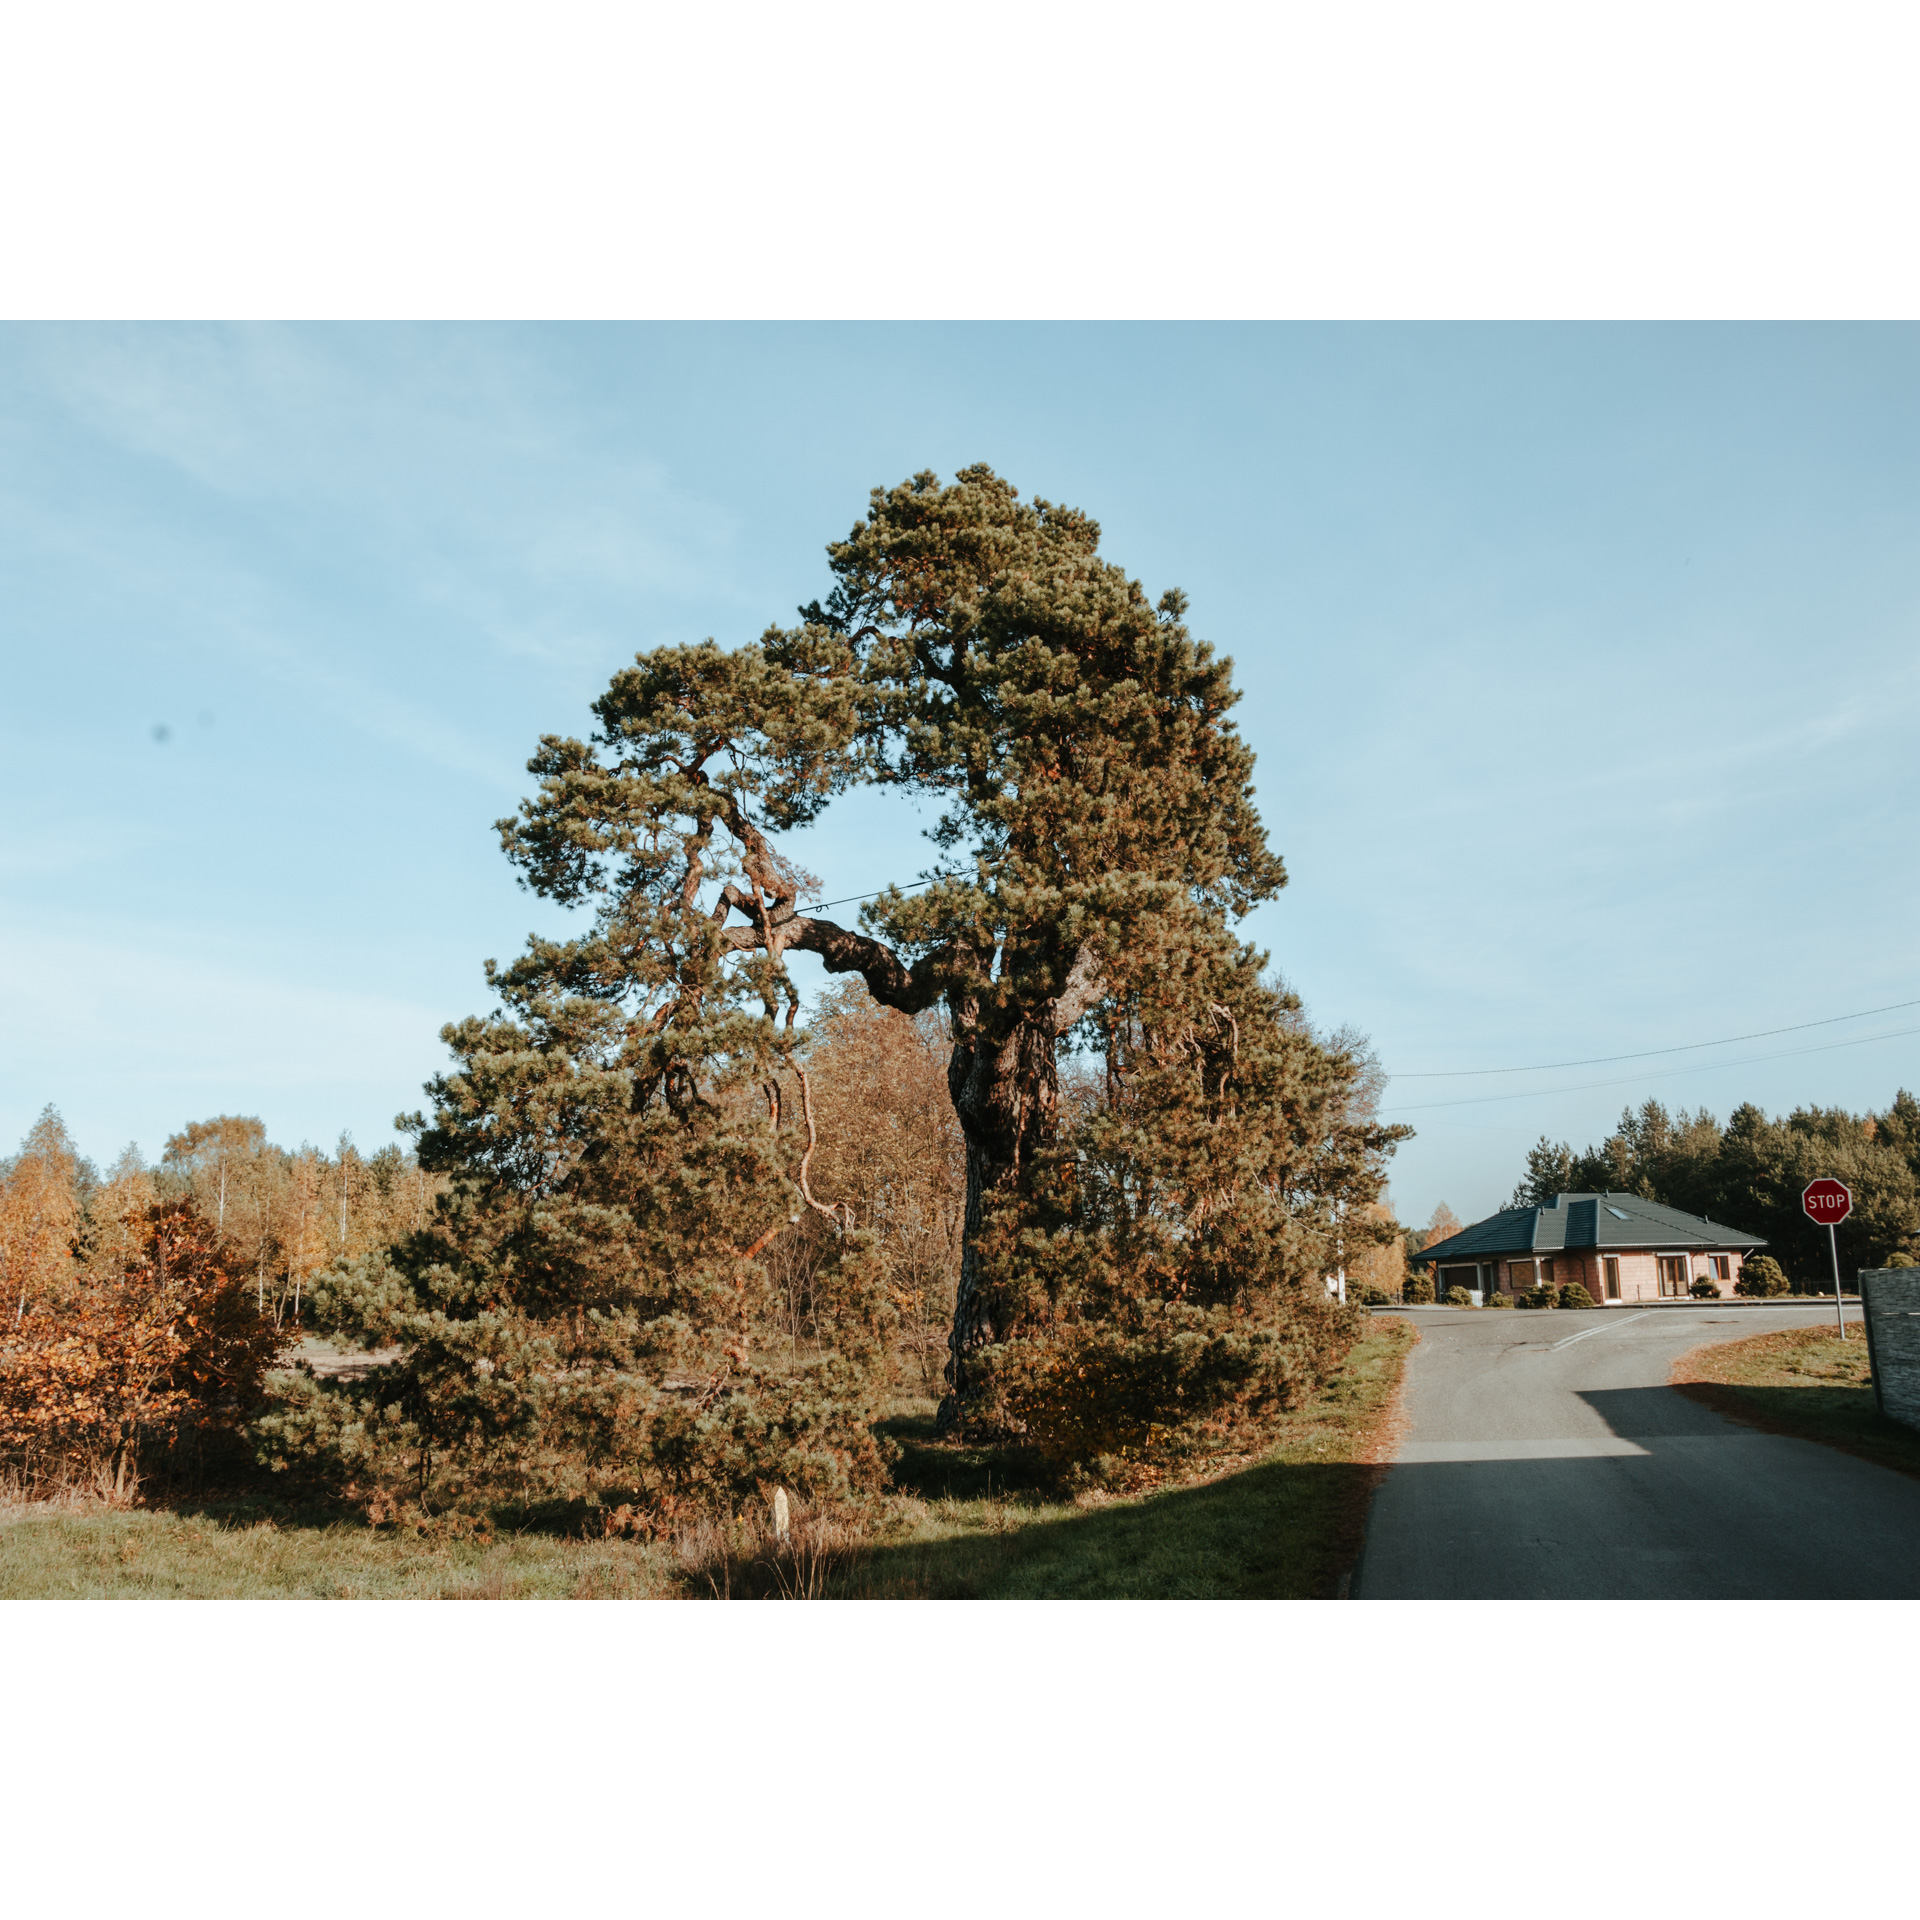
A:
1509 1136 1576 1208
791 468 1321 1425
256 465 1407 1521
257 639 901 1526
1734 1254 1791 1297
1505 1093 1920 1288
960 959 1392 1474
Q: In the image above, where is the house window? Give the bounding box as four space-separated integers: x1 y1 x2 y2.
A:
1604 1256 1620 1300
1657 1255 1688 1297
1712 1255 1731 1281
1507 1260 1534 1290
1541 1258 1556 1285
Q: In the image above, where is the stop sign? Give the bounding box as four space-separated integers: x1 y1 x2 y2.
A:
1802 1178 1853 1226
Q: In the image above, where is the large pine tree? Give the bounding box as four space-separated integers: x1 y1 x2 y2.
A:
274 467 1403 1517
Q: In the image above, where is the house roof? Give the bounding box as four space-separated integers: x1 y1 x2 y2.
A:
1414 1192 1767 1266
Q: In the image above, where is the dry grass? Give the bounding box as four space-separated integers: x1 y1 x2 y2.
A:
0 1459 140 1516
0 1487 879 1602
0 1500 678 1600
672 1505 871 1599
1671 1327 1920 1482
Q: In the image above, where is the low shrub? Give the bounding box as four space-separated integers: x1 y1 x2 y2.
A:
972 1288 1365 1478
1402 1274 1435 1306
1444 1286 1476 1309
1735 1255 1790 1298
1885 1252 1917 1269
1557 1283 1595 1310
0 1199 288 1500
1515 1286 1556 1310
1487 1292 1515 1308
1689 1275 1720 1299
1354 1283 1393 1307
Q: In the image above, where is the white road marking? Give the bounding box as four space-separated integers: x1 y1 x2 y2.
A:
1547 1312 1659 1353
1398 1437 1652 1461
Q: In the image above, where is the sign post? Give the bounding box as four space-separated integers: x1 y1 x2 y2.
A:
1801 1178 1854 1339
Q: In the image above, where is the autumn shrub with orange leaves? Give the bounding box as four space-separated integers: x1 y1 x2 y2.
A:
0 1199 290 1499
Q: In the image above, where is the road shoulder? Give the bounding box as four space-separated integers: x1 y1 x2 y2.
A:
1671 1327 1920 1484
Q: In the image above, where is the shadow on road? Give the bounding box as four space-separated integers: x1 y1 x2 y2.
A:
1666 1379 1920 1483
1354 1386 1920 1599
1574 1385 1733 1437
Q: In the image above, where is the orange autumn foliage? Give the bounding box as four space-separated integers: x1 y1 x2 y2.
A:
0 1198 291 1497
1 1105 82 1323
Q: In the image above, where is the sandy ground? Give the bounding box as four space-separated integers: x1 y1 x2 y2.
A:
289 1337 402 1382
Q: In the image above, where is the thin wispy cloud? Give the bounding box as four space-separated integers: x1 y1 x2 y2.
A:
6 322 1920 1221
0 915 451 1164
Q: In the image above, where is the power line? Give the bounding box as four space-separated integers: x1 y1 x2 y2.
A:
784 887 1919 1105
1380 1023 1920 1114
803 877 939 914
1391 995 1920 1078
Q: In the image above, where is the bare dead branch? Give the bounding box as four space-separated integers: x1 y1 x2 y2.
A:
795 1068 852 1231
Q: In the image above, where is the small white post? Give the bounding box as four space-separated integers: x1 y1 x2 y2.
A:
772 1486 791 1541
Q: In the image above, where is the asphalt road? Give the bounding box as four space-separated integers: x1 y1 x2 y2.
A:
1354 1302 1920 1598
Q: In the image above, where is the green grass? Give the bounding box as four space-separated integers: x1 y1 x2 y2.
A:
826 1318 1416 1598
1671 1327 1920 1482
0 1321 1416 1600
0 1497 675 1599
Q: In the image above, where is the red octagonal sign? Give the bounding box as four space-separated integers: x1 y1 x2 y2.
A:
1802 1178 1853 1226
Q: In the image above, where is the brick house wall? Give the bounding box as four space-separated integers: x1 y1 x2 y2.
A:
1491 1246 1748 1303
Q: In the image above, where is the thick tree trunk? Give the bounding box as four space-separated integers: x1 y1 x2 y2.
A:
934 1008 1062 1433
722 890 1104 1436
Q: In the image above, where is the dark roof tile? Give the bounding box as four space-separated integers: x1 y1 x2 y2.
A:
1416 1192 1766 1265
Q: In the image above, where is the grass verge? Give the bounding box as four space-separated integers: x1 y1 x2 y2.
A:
815 1315 1418 1599
1671 1327 1920 1482
0 1320 1418 1600
0 1492 677 1599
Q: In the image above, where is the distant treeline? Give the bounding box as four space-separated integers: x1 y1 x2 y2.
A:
1506 1092 1920 1287
0 1108 448 1496
2 1108 442 1330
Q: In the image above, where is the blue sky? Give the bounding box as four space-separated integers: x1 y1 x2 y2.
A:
5 322 1919 1224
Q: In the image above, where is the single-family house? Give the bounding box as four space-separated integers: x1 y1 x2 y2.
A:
1412 1191 1767 1303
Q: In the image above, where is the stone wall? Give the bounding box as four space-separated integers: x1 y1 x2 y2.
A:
1859 1269 1920 1434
